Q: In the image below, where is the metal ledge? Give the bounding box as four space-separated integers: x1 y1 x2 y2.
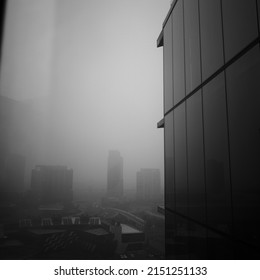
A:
157 118 164 128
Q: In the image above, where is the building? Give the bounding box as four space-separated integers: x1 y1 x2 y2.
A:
0 96 27 201
107 151 123 198
0 219 116 260
31 165 73 205
110 222 145 256
136 168 161 202
157 0 260 259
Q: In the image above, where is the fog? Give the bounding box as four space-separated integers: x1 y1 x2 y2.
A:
0 0 170 191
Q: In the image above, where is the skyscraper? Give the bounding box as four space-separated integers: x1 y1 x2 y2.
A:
0 96 27 198
157 0 260 259
136 168 161 202
107 151 123 198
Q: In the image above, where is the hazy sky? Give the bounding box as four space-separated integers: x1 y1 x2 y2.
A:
0 0 171 190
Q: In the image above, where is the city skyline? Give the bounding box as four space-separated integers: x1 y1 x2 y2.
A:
0 0 170 190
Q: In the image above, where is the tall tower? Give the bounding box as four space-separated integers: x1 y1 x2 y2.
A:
107 151 123 198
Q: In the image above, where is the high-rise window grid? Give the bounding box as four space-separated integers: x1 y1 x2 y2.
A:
158 0 260 259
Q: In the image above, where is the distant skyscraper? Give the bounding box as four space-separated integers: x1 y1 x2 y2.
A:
136 169 161 201
0 96 27 197
31 165 73 204
107 151 123 198
0 96 16 193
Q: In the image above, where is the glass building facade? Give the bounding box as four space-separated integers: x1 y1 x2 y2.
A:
157 0 260 259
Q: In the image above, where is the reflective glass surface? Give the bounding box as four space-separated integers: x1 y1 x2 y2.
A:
165 112 174 212
203 73 232 232
174 103 188 216
186 90 206 223
199 0 224 80
226 46 260 246
163 15 173 113
222 0 258 61
173 0 185 104
258 0 260 31
184 0 201 94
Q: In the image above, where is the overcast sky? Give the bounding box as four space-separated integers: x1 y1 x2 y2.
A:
0 0 171 190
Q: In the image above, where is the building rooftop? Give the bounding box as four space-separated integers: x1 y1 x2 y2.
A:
28 229 66 235
84 228 110 236
121 224 142 234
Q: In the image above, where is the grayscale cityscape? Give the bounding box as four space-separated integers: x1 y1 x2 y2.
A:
0 0 260 260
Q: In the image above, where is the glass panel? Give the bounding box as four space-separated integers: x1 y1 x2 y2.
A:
199 0 224 80
226 46 260 249
165 112 174 212
163 15 173 113
174 103 188 216
203 73 232 233
168 212 207 259
165 209 176 259
258 0 260 31
184 0 201 94
173 214 190 259
186 90 206 223
173 0 185 104
222 0 258 61
207 229 234 259
187 218 207 259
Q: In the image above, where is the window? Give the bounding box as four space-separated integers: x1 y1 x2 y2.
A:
187 90 206 223
203 73 232 232
222 0 258 61
165 112 175 212
199 0 224 80
184 0 201 94
174 103 188 216
226 46 260 245
173 0 185 105
163 15 173 113
258 0 260 31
